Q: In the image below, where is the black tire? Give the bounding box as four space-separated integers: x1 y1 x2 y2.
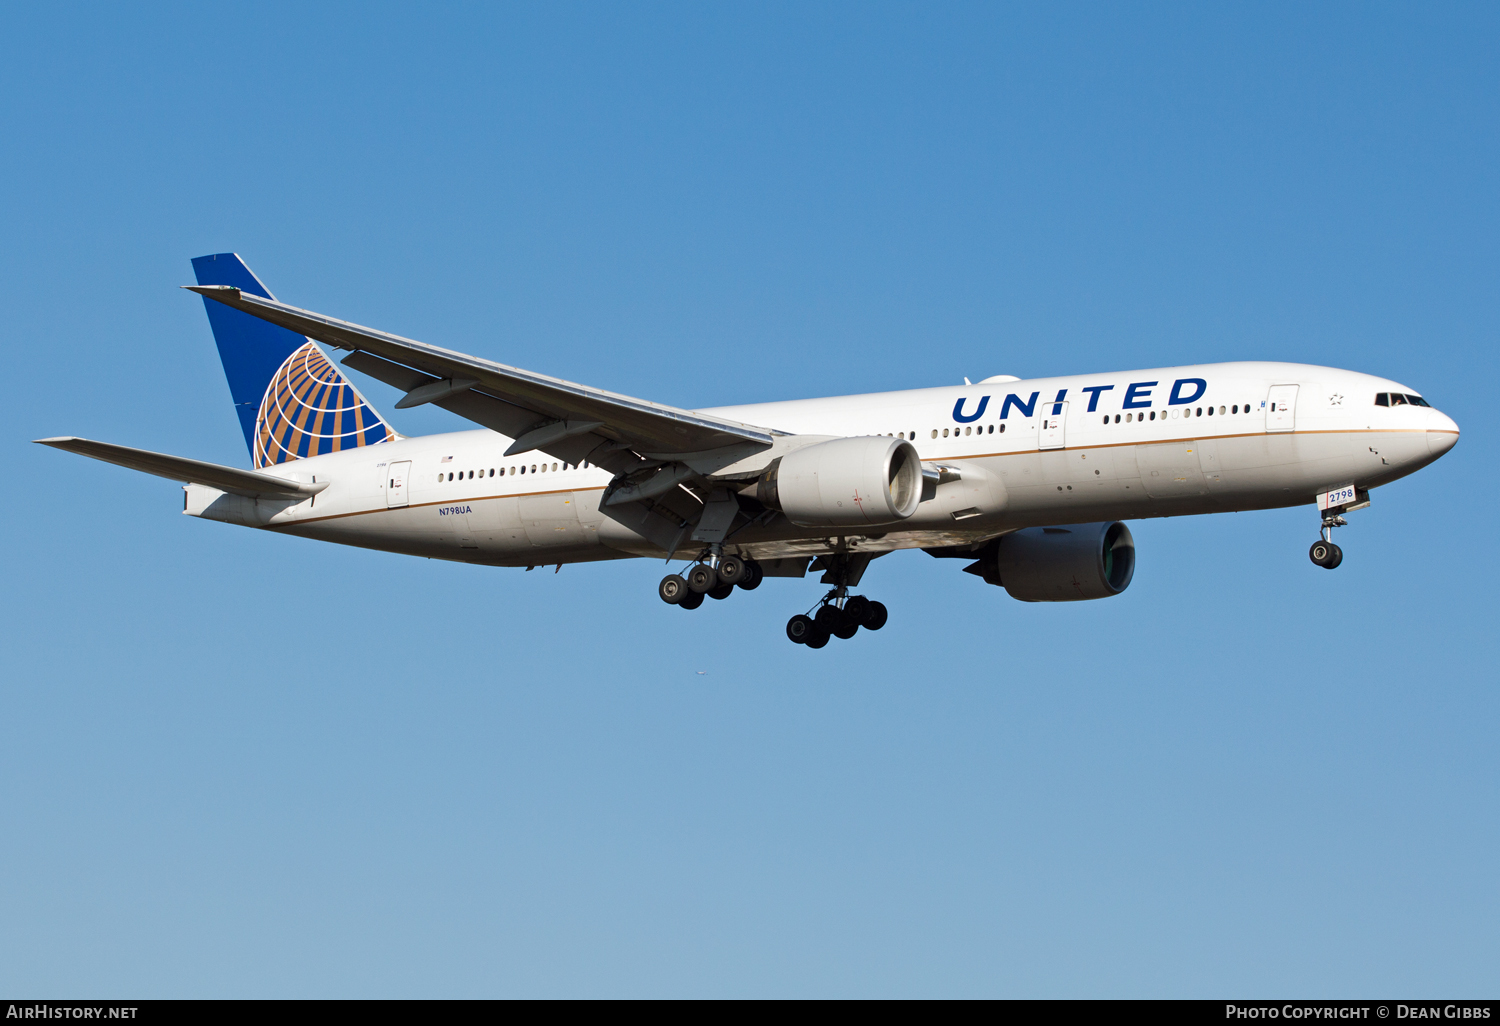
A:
815 605 845 631
686 564 716 593
833 621 859 640
786 614 815 644
844 595 871 624
717 556 746 586
1324 542 1343 569
805 626 831 649
738 559 763 591
1310 541 1333 567
864 601 888 631
658 574 688 605
679 590 705 610
708 582 735 600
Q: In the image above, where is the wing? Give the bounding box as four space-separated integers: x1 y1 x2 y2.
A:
183 285 775 476
34 437 327 500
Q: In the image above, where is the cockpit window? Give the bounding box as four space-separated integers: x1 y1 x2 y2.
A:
1376 391 1433 408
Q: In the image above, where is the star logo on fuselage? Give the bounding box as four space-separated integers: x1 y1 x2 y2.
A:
1329 393 1344 406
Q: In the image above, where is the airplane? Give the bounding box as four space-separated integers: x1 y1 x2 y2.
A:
36 253 1460 649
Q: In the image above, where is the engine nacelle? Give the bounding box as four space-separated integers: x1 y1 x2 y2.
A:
984 521 1135 601
755 436 923 528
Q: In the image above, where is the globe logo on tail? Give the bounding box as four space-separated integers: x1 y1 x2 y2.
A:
254 342 395 468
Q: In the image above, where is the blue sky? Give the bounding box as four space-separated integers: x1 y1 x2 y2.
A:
1 2 1495 997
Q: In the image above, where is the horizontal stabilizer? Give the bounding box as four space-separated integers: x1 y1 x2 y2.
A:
34 437 328 499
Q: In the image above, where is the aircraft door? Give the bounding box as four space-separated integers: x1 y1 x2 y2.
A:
1265 385 1298 433
1039 401 1068 450
385 460 411 508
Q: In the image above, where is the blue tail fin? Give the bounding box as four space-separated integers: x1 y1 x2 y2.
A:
191 253 397 468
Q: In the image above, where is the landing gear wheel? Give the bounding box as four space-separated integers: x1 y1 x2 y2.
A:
805 626 830 649
679 590 705 610
863 601 888 631
844 595 871 624
815 605 845 632
717 557 746 586
738 559 763 591
708 582 735 600
833 620 859 640
686 564 716 593
658 574 688 605
1309 541 1343 569
786 614 815 644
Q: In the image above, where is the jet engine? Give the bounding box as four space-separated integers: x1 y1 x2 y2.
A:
966 521 1135 601
753 436 923 528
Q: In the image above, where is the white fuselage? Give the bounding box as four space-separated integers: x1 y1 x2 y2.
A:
183 361 1459 567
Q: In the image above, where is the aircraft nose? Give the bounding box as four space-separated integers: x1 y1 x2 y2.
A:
1427 410 1460 457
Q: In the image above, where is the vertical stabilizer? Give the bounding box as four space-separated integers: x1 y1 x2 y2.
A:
191 253 396 468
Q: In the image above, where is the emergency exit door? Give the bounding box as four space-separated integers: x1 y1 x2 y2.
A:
1039 401 1068 449
1265 385 1298 433
385 460 411 507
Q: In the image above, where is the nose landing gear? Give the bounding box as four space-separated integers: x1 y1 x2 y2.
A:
1309 513 1347 569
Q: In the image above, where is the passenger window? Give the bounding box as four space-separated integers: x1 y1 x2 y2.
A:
1114 414 1120 424
553 463 559 471
1218 406 1225 415
1196 407 1203 417
437 474 443 483
931 429 938 439
1102 416 1108 425
1149 411 1156 420
987 424 994 434
447 472 453 481
999 424 1006 433
1206 407 1213 416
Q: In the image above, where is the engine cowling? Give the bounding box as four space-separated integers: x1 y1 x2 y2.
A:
755 436 923 528
986 521 1135 601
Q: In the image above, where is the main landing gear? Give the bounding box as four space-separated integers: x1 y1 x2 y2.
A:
658 548 890 647
785 550 887 648
785 593 888 649
1309 514 1347 570
659 554 763 610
